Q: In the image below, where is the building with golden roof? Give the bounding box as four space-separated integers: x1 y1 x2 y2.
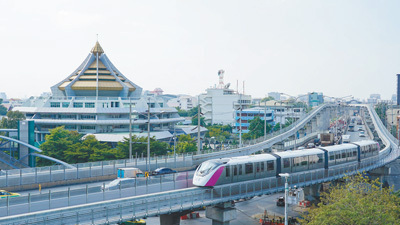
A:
14 42 189 143
51 41 142 98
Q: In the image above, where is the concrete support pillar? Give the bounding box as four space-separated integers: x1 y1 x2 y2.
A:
303 183 322 201
160 210 191 225
306 122 312 135
206 202 237 225
311 118 317 133
160 213 181 225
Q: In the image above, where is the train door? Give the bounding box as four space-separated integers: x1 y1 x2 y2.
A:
231 165 239 183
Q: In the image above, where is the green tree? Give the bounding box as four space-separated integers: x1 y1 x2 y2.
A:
176 108 189 117
192 115 206 126
0 111 26 128
375 103 387 126
37 126 82 166
0 99 7 116
300 173 400 225
115 135 169 158
261 96 274 102
176 134 197 153
64 135 114 163
245 117 272 140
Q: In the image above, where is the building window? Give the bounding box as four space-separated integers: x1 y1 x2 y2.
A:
65 125 77 130
73 102 83 108
50 102 60 108
80 115 96 120
60 114 76 119
81 125 95 130
85 102 95 108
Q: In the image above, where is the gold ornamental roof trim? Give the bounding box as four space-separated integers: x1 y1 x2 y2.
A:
91 41 104 55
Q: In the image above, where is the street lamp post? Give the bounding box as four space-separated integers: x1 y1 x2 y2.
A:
279 173 290 225
129 98 133 162
264 103 267 140
147 99 151 172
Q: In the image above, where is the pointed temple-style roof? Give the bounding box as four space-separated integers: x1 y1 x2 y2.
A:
91 41 104 55
51 42 142 98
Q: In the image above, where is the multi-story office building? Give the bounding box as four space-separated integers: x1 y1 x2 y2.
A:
308 92 324 107
13 42 185 142
199 88 252 125
232 107 274 134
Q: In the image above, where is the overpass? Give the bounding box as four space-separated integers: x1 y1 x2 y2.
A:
0 104 397 224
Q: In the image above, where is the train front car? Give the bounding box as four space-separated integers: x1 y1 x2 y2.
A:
193 159 227 187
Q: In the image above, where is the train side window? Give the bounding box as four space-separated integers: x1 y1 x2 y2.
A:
283 158 290 168
239 164 243 175
267 161 274 171
329 154 334 161
353 150 357 157
261 162 265 172
336 152 341 159
256 162 260 172
317 154 323 163
233 165 237 176
342 151 346 159
245 163 253 174
226 166 230 177
301 156 308 166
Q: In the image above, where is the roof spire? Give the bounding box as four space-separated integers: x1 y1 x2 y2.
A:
91 37 104 55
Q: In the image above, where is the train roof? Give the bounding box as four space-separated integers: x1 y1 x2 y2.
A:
352 140 377 147
319 143 357 152
274 149 324 158
226 154 277 164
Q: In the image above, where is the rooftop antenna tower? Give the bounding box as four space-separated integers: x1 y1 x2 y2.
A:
218 70 225 89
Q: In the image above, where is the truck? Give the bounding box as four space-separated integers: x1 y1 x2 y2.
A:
342 135 351 143
320 133 334 146
117 168 145 178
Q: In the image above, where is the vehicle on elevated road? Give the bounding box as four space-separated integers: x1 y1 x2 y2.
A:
193 140 379 187
0 190 20 199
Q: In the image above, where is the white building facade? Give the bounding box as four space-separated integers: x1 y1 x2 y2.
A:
199 88 251 125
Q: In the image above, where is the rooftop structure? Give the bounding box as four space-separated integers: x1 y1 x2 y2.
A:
51 41 142 98
14 42 185 142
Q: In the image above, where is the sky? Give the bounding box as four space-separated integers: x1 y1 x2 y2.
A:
0 0 399 100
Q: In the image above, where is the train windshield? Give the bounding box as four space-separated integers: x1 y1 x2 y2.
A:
196 161 221 177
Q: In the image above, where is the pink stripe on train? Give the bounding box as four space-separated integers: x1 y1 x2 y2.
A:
205 166 224 186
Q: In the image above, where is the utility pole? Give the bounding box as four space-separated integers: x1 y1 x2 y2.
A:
197 95 201 154
129 98 132 162
239 94 242 147
147 98 151 172
264 103 267 140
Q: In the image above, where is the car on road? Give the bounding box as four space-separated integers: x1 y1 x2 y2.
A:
276 196 285 206
358 127 364 131
102 178 136 191
0 190 20 199
359 133 366 137
307 143 315 148
152 167 177 175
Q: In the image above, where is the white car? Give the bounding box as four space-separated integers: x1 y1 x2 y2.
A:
101 178 136 191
